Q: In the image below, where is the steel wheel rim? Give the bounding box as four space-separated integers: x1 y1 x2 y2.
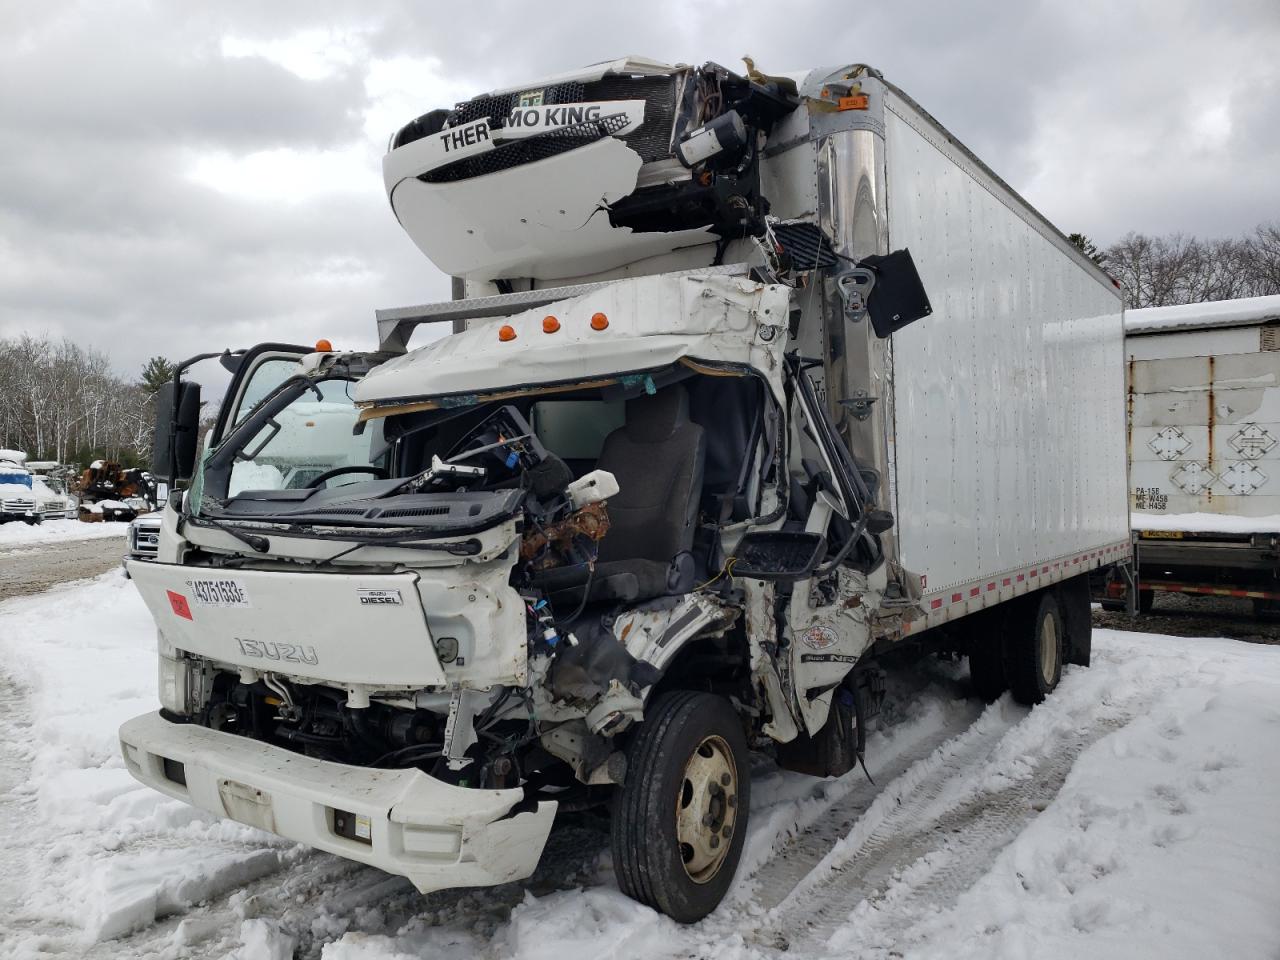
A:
1040 614 1058 686
674 734 738 884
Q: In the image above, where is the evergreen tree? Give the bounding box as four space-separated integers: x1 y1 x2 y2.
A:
139 356 176 396
1067 232 1107 266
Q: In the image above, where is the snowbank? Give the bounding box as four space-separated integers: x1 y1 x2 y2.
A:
1126 294 1280 335
1132 511 1280 534
0 517 128 548
0 573 288 952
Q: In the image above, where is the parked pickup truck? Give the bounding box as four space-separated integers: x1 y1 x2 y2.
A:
119 57 1129 922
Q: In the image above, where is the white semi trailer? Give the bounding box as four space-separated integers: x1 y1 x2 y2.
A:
119 58 1128 921
1119 294 1280 615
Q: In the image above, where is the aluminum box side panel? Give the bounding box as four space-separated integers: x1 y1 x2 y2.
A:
1128 334 1280 521
882 98 1127 595
1126 325 1259 362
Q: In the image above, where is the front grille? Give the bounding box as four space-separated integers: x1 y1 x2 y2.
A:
582 74 678 162
447 80 586 130
2 498 35 512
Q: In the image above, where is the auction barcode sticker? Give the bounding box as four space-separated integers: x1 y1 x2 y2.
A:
186 578 252 607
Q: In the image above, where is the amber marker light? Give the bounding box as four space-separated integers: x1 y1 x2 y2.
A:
542 315 561 333
498 325 517 342
590 312 609 331
315 339 333 351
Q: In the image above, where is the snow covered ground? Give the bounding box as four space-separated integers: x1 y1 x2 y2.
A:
1 573 1278 959
0 517 127 549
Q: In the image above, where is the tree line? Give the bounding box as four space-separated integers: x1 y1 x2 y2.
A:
1071 222 1280 309
0 336 173 468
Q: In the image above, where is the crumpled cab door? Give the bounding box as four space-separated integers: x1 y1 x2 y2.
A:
785 362 888 736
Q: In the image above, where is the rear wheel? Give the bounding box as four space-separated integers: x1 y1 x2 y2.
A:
1137 589 1155 614
611 691 749 923
1004 593 1063 705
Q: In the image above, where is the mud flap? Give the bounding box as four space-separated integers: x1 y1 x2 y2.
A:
1058 575 1092 667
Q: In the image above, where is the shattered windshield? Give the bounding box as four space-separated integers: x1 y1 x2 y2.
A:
226 378 383 495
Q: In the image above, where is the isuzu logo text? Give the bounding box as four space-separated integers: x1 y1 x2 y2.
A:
237 638 319 666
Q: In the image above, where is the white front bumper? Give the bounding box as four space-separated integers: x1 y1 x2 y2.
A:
119 712 557 892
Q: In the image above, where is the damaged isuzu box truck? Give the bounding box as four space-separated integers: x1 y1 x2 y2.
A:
119 58 1129 921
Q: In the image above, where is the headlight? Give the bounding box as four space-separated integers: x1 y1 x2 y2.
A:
158 653 195 715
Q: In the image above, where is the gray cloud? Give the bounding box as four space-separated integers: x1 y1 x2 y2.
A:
0 0 1277 384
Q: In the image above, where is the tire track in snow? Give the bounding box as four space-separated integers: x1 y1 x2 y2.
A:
739 665 1175 958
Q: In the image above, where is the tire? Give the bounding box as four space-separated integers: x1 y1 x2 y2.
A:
1004 592 1063 706
968 636 1007 702
1099 599 1125 612
612 691 750 923
1137 589 1155 614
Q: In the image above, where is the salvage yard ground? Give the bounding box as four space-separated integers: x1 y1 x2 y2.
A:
0 522 126 602
0 562 1277 959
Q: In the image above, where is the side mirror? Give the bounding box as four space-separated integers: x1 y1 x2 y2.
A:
732 530 827 581
152 381 202 483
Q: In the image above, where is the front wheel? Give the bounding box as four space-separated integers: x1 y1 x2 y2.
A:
611 691 750 923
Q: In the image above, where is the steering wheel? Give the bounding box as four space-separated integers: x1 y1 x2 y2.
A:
307 466 388 488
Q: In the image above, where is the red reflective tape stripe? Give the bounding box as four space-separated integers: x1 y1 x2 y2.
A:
951 593 963 603
1002 578 1011 586
1042 566 1049 573
167 590 193 621
987 582 996 591
930 598 943 609
970 587 980 597
1029 568 1038 577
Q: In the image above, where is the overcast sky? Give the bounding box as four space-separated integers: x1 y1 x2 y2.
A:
1 0 1277 379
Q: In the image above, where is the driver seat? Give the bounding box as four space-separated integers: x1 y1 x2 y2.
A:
535 384 705 604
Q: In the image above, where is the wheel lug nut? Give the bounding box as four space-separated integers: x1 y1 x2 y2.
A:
710 835 720 849
720 773 731 786
723 825 733 838
727 794 736 808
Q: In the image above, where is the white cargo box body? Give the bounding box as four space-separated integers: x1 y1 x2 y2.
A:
1124 295 1280 531
876 88 1129 627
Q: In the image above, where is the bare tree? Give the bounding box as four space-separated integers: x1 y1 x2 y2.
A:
0 335 152 467
1105 222 1280 309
